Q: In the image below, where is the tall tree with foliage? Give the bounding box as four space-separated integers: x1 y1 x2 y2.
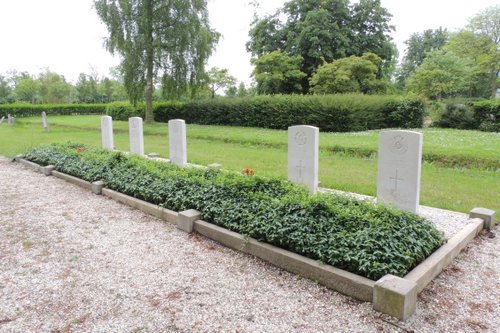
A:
251 51 306 94
406 50 473 100
310 52 388 94
247 0 394 92
94 0 219 122
396 28 449 87
207 67 237 98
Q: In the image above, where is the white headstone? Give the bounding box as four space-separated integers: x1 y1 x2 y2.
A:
7 114 12 125
168 119 187 167
0 116 4 124
128 117 144 155
42 112 49 132
377 130 423 213
288 125 319 193
101 116 114 150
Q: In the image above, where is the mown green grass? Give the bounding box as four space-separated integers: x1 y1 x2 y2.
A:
20 115 500 169
1 115 498 213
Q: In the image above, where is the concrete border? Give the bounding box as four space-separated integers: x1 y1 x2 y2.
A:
193 219 375 302
12 158 495 320
404 218 484 293
18 158 40 172
101 188 178 224
52 170 93 191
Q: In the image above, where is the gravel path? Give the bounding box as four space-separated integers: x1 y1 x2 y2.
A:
0 157 498 333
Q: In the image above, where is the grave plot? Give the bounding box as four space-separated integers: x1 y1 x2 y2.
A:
9 116 496 321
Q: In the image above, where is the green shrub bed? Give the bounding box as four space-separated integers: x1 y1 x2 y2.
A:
153 95 425 132
23 142 443 280
0 103 107 118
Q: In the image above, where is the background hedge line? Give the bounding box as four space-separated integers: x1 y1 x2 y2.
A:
153 95 425 132
23 142 444 280
435 99 499 132
0 103 107 118
3 96 497 132
1 95 425 132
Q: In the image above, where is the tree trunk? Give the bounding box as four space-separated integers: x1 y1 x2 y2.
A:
490 69 499 99
144 0 154 123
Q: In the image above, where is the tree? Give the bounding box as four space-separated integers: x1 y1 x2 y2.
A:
75 73 99 103
406 50 473 100
310 52 388 94
444 31 498 98
0 75 13 104
38 70 72 104
396 28 449 86
14 73 40 104
247 0 394 92
95 0 219 122
251 51 306 94
461 5 499 98
207 67 237 98
237 82 247 97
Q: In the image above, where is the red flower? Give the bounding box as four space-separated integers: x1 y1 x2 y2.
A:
76 147 86 153
241 168 255 176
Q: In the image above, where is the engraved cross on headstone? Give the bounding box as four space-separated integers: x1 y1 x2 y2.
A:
296 159 304 181
389 169 404 198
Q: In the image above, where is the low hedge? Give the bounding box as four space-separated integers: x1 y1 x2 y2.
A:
153 95 425 132
23 142 444 280
435 100 499 132
0 103 107 118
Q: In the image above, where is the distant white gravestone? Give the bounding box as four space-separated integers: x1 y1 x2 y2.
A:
377 130 423 213
0 116 4 124
288 125 319 193
128 117 144 155
101 116 114 150
168 119 187 167
42 112 49 132
7 114 12 125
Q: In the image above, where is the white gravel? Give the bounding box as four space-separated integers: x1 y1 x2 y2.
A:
1 157 498 333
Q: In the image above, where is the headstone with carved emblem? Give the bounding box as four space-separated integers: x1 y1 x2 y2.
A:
377 130 422 213
288 125 319 193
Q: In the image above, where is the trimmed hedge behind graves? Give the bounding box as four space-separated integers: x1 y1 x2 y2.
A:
435 99 500 132
23 142 444 280
153 95 425 132
0 103 107 118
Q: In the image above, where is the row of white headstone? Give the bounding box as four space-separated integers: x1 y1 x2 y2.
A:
101 117 422 214
101 116 188 167
287 125 422 213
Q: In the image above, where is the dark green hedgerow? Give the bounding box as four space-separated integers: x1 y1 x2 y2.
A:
153 95 425 132
0 103 107 118
23 143 443 280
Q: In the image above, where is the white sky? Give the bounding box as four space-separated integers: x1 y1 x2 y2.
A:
0 0 497 86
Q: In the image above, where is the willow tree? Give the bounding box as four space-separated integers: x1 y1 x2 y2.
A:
94 0 219 122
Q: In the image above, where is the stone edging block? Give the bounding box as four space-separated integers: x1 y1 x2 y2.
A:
469 207 496 230
91 181 105 195
177 209 201 233
41 165 55 176
373 274 417 321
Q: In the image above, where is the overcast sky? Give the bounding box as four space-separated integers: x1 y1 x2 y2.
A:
0 0 497 86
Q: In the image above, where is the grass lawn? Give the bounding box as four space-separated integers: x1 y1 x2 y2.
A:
1 115 498 213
